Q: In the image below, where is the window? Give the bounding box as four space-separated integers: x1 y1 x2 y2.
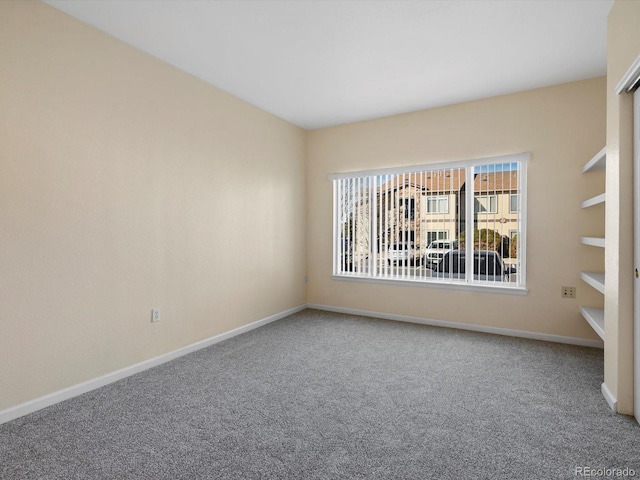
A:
426 196 449 213
510 194 519 213
400 198 416 219
330 153 527 291
474 195 497 214
425 231 449 244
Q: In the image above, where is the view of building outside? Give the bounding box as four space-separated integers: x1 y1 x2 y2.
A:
336 161 522 283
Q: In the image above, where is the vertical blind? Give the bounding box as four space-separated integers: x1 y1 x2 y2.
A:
331 153 527 288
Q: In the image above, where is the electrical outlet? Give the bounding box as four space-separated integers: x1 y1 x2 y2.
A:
151 308 161 322
561 286 576 299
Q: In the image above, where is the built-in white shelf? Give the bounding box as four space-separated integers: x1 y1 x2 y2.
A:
580 307 605 340
581 271 605 294
580 147 606 349
581 236 605 248
582 146 606 173
581 193 606 209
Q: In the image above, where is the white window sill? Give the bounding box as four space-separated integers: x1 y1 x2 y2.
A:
331 274 528 296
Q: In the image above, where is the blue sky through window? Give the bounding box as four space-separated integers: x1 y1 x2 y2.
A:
474 162 519 173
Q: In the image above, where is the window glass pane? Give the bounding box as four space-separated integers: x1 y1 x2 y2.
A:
474 195 497 213
332 157 525 288
510 194 519 212
426 196 448 213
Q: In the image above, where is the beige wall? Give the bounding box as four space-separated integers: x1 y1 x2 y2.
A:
0 2 306 411
605 0 640 416
307 78 606 340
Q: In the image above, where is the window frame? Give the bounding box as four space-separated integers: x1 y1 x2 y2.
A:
425 195 449 214
510 193 520 213
474 194 498 214
400 197 416 219
426 231 449 245
330 153 528 294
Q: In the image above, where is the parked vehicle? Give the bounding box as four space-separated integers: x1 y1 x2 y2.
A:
432 250 511 282
423 240 459 267
387 242 419 266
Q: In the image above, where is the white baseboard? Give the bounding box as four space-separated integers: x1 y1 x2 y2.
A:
0 305 306 425
601 383 618 412
307 303 605 349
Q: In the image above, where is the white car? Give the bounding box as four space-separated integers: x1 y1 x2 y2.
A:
423 240 459 267
387 243 419 266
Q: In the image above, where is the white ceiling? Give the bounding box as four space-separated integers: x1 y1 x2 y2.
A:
44 0 613 130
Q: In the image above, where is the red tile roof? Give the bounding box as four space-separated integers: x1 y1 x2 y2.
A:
377 170 518 194
474 171 518 193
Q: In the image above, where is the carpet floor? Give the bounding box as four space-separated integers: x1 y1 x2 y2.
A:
1 309 639 479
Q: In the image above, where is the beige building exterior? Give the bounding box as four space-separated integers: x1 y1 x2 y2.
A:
372 169 519 261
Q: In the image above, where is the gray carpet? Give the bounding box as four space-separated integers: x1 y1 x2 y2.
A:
1 309 639 479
